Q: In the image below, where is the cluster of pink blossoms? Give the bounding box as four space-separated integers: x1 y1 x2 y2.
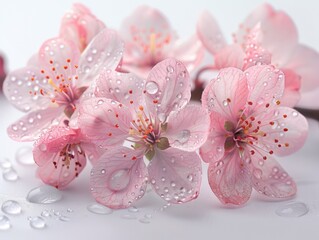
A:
3 3 314 208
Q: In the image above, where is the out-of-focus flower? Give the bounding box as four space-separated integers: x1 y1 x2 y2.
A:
0 55 6 92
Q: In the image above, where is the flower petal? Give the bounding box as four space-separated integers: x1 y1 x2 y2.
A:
145 58 191 121
90 146 147 209
199 111 228 163
59 3 106 52
78 98 132 148
249 153 296 199
33 126 86 189
202 67 248 121
197 11 227 54
207 151 252 205
7 107 64 142
148 148 202 204
78 29 124 83
164 104 210 151
214 44 245 69
279 69 301 107
3 67 50 112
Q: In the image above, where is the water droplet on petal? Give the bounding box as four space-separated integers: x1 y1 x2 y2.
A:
3 168 19 182
275 202 309 217
0 215 11 230
26 186 63 204
1 200 22 215
87 203 113 215
292 111 298 117
29 216 46 229
177 129 190 144
223 100 228 107
15 146 34 165
167 65 174 73
145 81 159 95
109 169 130 191
0 158 12 169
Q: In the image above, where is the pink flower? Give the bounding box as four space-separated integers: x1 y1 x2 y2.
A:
119 6 204 78
200 65 308 205
4 29 124 142
0 55 6 92
33 125 102 189
197 4 319 108
59 3 106 52
78 58 210 209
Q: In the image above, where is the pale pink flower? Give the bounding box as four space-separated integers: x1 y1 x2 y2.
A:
59 3 106 52
33 125 102 189
78 58 210 209
197 3 319 108
200 65 308 205
0 55 6 92
4 29 124 141
119 5 204 78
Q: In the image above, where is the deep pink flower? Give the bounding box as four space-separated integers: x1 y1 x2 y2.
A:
197 3 319 108
59 3 106 52
119 6 204 78
78 58 210 209
4 29 124 141
200 65 308 205
0 55 6 92
33 125 102 188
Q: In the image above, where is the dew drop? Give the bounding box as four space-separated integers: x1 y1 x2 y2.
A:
187 174 194 182
1 200 22 215
59 215 71 222
29 216 46 229
0 215 11 230
177 129 190 144
15 146 34 165
87 203 113 215
3 168 19 182
97 99 104 105
128 206 139 213
87 56 93 62
223 100 229 107
139 218 151 224
26 185 62 204
109 169 130 191
145 81 159 95
84 66 90 73
91 48 97 54
275 202 309 217
67 208 73 213
41 210 51 218
0 158 12 169
167 65 174 73
292 111 298 117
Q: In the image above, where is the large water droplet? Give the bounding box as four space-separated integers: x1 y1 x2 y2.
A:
29 216 46 229
2 168 19 182
177 130 190 144
275 202 309 218
139 218 151 224
145 81 159 94
26 186 63 204
1 200 22 215
109 169 130 191
0 215 11 230
0 158 12 169
87 203 113 215
15 146 35 165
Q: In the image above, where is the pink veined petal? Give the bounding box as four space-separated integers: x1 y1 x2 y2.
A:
60 3 106 52
197 11 227 54
199 111 228 163
33 126 86 189
170 35 205 73
284 44 319 92
207 151 252 205
148 148 202 204
78 98 132 148
244 65 285 116
120 5 176 67
78 29 124 84
80 141 105 165
248 151 296 199
164 104 210 152
94 70 145 111
27 54 39 67
38 37 80 75
203 67 249 121
145 58 191 121
7 107 64 142
90 146 147 209
279 69 301 107
255 106 308 157
214 44 245 69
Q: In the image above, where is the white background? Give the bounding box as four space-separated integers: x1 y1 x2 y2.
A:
0 0 319 239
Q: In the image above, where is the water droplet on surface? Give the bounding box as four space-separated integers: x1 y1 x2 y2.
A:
41 210 51 218
29 216 46 229
128 206 139 213
0 215 11 230
139 218 151 224
15 146 34 165
145 81 159 94
87 203 113 215
26 186 62 204
59 215 70 222
275 202 309 218
1 200 22 215
177 130 190 144
67 208 73 213
2 168 19 182
109 169 130 191
121 214 137 220
0 158 12 169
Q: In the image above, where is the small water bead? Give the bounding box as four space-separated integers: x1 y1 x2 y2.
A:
67 208 73 213
292 111 298 117
1 200 22 215
91 48 97 54
139 218 151 224
178 130 190 144
116 79 121 85
87 203 113 215
97 99 104 105
29 216 46 229
275 202 309 217
41 210 51 218
223 100 229 107
2 168 19 182
15 146 35 165
59 215 71 222
84 66 90 73
121 214 137 220
0 158 12 169
128 206 139 213
26 185 63 204
167 65 174 73
0 215 11 230
145 81 159 94
87 56 93 62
